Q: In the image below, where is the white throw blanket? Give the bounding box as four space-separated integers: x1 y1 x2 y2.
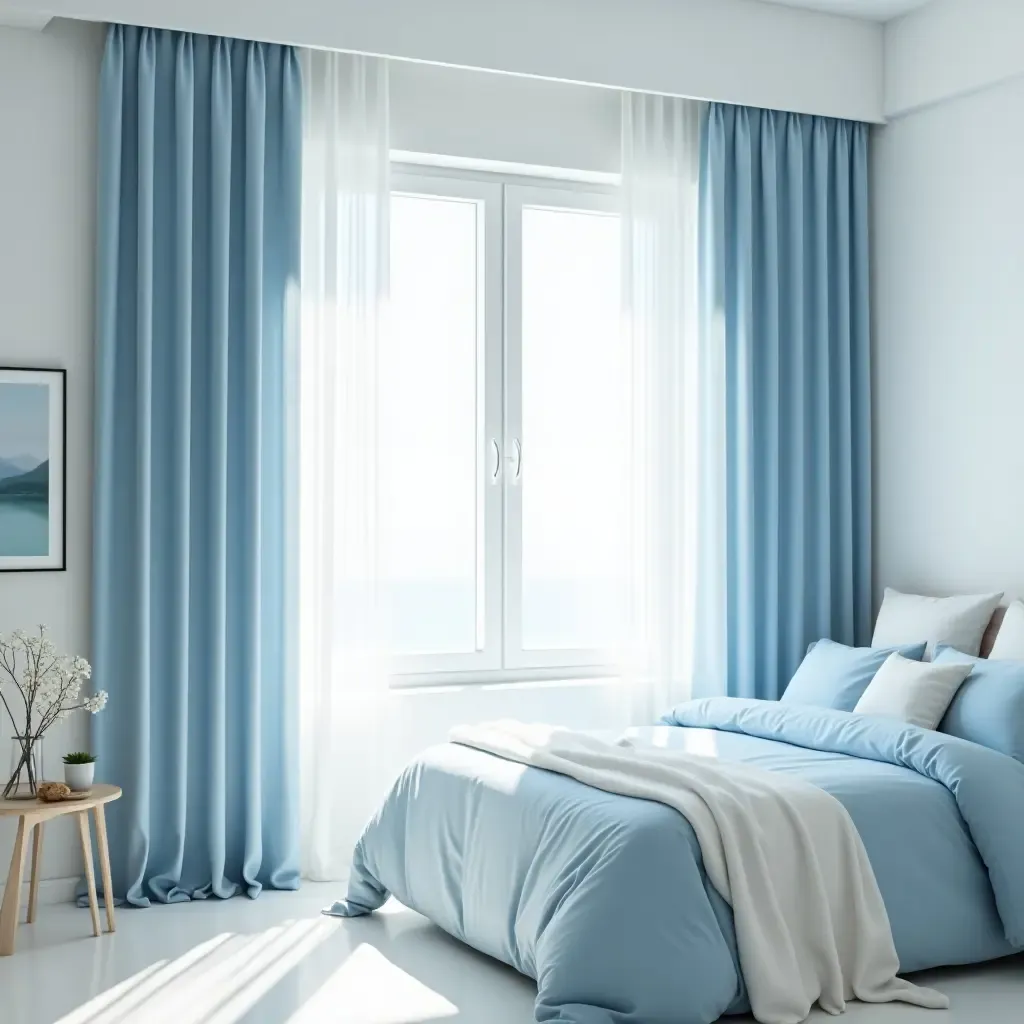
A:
450 721 949 1024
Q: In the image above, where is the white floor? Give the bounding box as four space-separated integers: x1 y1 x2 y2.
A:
2 883 1022 1024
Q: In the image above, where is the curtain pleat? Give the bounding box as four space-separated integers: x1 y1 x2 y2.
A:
93 24 302 906
695 105 871 701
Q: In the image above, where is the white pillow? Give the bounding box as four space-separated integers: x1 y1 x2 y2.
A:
854 652 972 730
871 588 1003 659
988 600 1024 660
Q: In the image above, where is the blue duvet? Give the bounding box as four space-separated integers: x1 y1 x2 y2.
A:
333 699 1024 1024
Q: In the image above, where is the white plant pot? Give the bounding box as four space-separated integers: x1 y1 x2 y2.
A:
64 762 94 792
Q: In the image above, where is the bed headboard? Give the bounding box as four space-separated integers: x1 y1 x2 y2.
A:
979 606 1007 658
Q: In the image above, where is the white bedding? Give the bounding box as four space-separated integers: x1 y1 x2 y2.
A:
451 720 949 1024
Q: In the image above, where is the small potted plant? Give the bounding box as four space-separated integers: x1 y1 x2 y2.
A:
63 751 97 792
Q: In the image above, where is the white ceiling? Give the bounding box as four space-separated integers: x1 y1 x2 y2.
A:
759 0 932 21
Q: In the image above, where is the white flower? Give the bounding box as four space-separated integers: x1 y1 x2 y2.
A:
0 626 108 740
86 691 109 713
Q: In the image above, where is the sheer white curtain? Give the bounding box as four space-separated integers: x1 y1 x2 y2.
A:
621 92 703 724
299 50 390 880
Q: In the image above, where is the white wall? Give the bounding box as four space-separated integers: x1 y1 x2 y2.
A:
873 73 1024 600
885 0 1024 117
7 0 884 122
390 62 621 174
0 19 105 900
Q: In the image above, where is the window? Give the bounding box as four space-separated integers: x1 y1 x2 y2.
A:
383 169 625 684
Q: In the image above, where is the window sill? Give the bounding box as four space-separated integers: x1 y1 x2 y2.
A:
389 673 621 695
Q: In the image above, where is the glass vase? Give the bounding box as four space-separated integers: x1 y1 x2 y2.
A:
5 734 44 800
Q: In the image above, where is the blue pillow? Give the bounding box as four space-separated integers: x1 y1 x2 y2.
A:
934 646 1024 762
781 639 928 712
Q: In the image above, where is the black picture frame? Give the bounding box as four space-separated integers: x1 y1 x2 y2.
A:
0 367 67 572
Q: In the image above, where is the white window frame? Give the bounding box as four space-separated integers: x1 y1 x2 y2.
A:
387 164 619 688
503 183 622 672
387 171 504 679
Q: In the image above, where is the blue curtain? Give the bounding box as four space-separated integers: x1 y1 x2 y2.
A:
694 104 871 701
92 25 302 905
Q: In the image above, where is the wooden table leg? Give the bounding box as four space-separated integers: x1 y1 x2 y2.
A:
0 816 29 956
27 821 44 924
77 812 100 938
93 804 115 933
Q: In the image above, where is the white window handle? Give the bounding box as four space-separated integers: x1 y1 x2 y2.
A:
506 438 523 481
490 439 501 482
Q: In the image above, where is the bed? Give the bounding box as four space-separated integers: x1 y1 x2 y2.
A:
331 698 1024 1024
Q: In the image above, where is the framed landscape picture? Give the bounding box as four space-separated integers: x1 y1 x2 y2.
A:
0 368 66 572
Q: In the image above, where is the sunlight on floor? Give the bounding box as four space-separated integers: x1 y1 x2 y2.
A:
289 943 457 1024
52 918 337 1024
0 883 540 1024
50 913 459 1024
14 885 1024 1024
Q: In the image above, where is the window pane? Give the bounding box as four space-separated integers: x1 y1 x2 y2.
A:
381 193 482 656
520 205 626 652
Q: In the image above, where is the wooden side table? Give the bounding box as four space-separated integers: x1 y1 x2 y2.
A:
0 783 122 955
